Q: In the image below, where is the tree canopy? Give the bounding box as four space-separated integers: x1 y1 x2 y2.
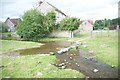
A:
45 11 56 31
59 17 80 31
17 9 56 40
93 18 120 30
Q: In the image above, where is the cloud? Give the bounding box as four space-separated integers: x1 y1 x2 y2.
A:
46 0 119 20
0 0 119 22
0 0 38 21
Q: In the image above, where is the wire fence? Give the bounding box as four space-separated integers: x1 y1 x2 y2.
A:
74 30 118 38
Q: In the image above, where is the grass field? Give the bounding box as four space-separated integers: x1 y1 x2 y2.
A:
1 54 84 78
38 37 81 42
0 40 43 53
1 39 84 78
79 30 118 67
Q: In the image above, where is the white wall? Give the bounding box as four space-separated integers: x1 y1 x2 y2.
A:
79 21 93 32
50 30 73 38
37 1 66 23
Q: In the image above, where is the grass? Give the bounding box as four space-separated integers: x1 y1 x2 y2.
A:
74 32 90 38
38 37 83 42
1 54 84 78
78 30 118 67
0 40 43 53
1 39 84 78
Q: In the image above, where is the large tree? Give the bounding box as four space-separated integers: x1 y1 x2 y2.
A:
17 9 56 40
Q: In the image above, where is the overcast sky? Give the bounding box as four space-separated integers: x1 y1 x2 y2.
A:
0 0 119 22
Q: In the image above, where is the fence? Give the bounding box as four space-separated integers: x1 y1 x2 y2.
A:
74 30 118 38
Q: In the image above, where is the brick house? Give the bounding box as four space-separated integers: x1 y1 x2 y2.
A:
5 17 20 32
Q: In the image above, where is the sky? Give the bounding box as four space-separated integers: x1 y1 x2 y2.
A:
0 0 119 22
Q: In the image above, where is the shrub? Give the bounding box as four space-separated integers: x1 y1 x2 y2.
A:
59 17 80 31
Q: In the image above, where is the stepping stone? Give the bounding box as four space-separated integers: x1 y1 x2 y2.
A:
61 63 65 65
93 69 99 73
61 65 66 69
50 52 55 55
111 65 115 68
59 63 65 66
77 65 80 67
70 57 73 60
74 76 77 78
66 62 69 64
64 59 67 62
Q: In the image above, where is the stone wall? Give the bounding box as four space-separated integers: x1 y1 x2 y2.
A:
50 30 73 38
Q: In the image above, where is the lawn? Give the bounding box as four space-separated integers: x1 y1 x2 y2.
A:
78 30 118 67
38 37 81 42
1 54 84 78
0 40 43 53
1 39 84 78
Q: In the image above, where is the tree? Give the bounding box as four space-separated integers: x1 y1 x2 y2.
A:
0 21 8 33
17 9 57 40
59 17 80 31
94 18 120 30
45 11 56 32
104 19 111 27
111 18 120 26
94 19 111 30
94 20 105 30
17 9 50 40
59 17 80 38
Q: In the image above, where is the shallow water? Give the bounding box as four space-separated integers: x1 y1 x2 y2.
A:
2 41 73 56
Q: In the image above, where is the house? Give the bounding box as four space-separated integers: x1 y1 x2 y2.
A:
37 0 67 23
78 20 93 32
5 17 20 32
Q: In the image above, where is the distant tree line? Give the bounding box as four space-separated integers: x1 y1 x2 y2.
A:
94 18 120 30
